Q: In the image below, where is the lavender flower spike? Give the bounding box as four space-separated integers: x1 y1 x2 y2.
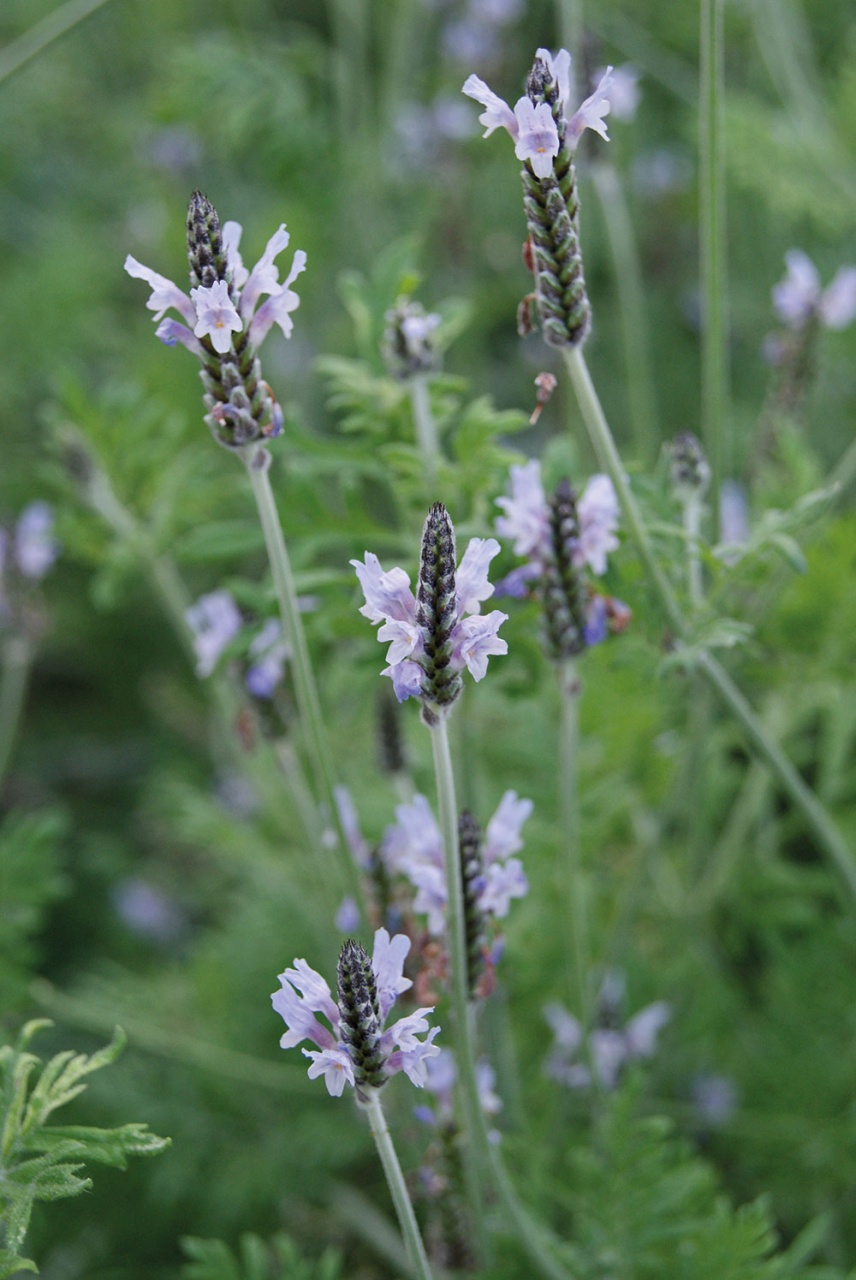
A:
125 190 305 449
271 928 441 1099
352 503 508 723
772 250 856 332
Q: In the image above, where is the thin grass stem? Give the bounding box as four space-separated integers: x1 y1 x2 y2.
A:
409 376 441 487
558 661 591 1025
0 0 117 86
0 636 33 791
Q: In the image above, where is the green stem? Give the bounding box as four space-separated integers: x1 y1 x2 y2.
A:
590 163 659 464
430 714 577 1280
0 0 117 86
243 446 359 899
682 492 705 610
563 346 856 901
558 661 590 1025
700 0 728 525
0 635 33 791
359 1091 435 1280
409 376 440 487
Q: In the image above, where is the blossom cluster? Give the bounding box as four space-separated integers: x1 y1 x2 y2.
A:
184 589 289 698
126 220 305 360
380 791 531 934
544 975 670 1091
271 928 440 1097
352 519 508 705
0 503 58 590
462 47 613 178
772 251 856 333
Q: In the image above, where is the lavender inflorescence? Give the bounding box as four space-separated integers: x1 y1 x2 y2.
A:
541 479 590 660
458 811 487 997
521 55 591 348
416 503 465 721
337 939 388 1091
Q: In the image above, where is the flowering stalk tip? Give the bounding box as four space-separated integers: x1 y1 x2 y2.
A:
125 190 305 450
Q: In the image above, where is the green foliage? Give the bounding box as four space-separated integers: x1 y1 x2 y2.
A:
180 1233 343 1280
0 1023 170 1274
0 812 67 1012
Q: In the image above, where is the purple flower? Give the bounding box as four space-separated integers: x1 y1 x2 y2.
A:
351 532 508 705
380 790 531 935
544 988 671 1091
496 461 618 577
462 47 613 170
245 618 289 698
185 589 242 677
13 503 59 580
772 250 856 331
271 927 441 1097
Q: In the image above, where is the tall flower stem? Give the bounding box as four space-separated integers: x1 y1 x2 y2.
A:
558 660 590 1026
563 345 856 902
430 714 577 1280
681 492 705 612
0 636 33 791
359 1090 435 1280
409 376 440 487
243 445 361 900
700 0 728 526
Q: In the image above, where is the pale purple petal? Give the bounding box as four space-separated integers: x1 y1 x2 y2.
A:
484 791 533 863
334 786 371 869
124 254 196 326
282 957 340 1023
819 265 856 329
475 1059 503 1117
625 1001 671 1058
590 1028 628 1089
495 460 550 558
477 857 528 918
303 1046 355 1096
576 474 620 575
544 1002 583 1052
584 594 609 646
351 553 417 625
513 96 560 179
493 563 541 599
248 250 307 345
391 1026 442 1087
14 503 58 579
407 862 448 935
452 610 508 681
378 617 423 665
240 224 291 316
401 311 441 356
185 590 242 678
425 1048 457 1100
383 659 424 702
222 221 249 289
383 1007 435 1053
461 74 518 138
191 280 243 353
456 537 501 614
606 64 640 123
335 895 361 932
380 795 443 873
155 318 205 357
245 618 289 698
772 250 821 327
536 47 571 115
271 977 337 1052
372 928 413 1020
567 66 614 148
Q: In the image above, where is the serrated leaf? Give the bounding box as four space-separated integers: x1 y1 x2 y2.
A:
0 1248 38 1277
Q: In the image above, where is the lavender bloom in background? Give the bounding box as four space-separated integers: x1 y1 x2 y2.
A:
691 1072 738 1128
604 65 640 123
185 590 242 678
544 986 671 1091
245 618 289 698
13 503 59 580
380 790 531 934
111 878 186 945
772 251 856 332
495 461 619 577
271 928 440 1097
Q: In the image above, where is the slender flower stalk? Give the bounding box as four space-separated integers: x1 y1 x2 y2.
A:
700 0 728 529
671 431 711 611
409 376 440 487
563 344 856 901
382 299 443 484
360 1090 435 1280
0 635 32 791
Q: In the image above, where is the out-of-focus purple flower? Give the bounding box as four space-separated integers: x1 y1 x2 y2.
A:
603 64 640 123
245 618 289 698
417 1048 503 1135
380 790 531 935
544 981 670 1091
352 523 507 706
691 1072 738 1128
111 877 186 944
718 480 750 554
335 896 362 933
772 250 856 332
271 927 440 1097
334 786 372 870
14 503 59 580
185 590 242 678
496 461 619 578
